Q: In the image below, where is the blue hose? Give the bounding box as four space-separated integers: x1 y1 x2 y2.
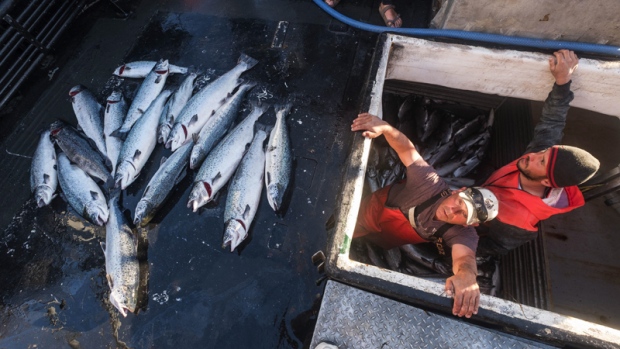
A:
313 0 620 57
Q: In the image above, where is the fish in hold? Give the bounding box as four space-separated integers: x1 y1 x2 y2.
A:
114 59 170 138
57 153 109 226
166 54 258 151
113 61 187 78
69 84 107 157
30 130 58 207
265 102 293 213
223 128 268 251
115 90 172 190
188 100 267 212
102 190 139 317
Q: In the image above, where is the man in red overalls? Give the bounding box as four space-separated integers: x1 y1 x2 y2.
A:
478 50 600 256
351 113 500 319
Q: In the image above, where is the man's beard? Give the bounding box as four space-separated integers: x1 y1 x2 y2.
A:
517 157 546 181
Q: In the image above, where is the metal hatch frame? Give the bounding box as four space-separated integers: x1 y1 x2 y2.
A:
324 33 620 349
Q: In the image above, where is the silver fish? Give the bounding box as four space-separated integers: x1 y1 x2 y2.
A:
30 130 58 207
265 103 293 212
115 90 172 190
50 121 113 188
187 100 267 212
134 141 193 227
104 90 127 176
69 85 107 157
103 191 139 317
400 244 451 275
434 153 468 177
457 132 488 153
158 73 198 144
453 114 486 146
421 109 443 142
442 176 475 188
384 247 402 271
453 156 482 178
115 60 170 137
57 153 109 226
397 95 417 122
166 54 258 151
189 82 256 170
427 141 457 167
113 61 187 78
223 129 268 251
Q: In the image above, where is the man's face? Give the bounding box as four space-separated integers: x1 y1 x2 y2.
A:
435 191 470 226
517 148 550 181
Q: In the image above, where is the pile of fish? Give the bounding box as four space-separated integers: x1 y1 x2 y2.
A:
29 54 294 317
367 94 494 191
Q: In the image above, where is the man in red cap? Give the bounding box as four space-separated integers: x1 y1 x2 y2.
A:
478 49 600 255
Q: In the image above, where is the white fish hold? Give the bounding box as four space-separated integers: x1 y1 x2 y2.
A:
189 81 256 170
104 90 127 176
30 130 58 207
115 90 172 190
103 192 139 317
115 59 170 137
223 129 268 252
166 53 258 151
265 103 293 212
158 73 197 145
134 141 193 227
188 100 267 212
69 85 107 157
57 153 109 226
113 61 188 78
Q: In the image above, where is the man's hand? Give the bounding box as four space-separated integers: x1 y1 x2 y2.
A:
549 50 579 86
351 113 388 138
446 244 480 318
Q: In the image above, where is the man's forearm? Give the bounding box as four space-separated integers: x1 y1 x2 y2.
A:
526 81 574 153
381 123 419 162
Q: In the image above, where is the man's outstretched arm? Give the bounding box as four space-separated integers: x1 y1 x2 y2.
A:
445 244 480 318
527 50 579 153
351 113 420 167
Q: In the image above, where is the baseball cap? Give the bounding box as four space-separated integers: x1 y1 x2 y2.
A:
458 187 499 225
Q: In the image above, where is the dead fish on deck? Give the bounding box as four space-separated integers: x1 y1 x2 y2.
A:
366 168 381 193
69 85 107 157
189 81 256 170
453 155 482 178
166 54 258 151
114 60 170 137
104 90 127 176
442 177 475 188
103 191 139 317
158 73 198 144
113 61 187 78
115 90 172 189
30 130 58 207
384 247 402 271
134 141 193 227
434 153 468 177
265 103 293 213
188 100 267 212
427 141 457 167
400 244 451 275
223 128 268 251
57 153 109 226
50 120 113 188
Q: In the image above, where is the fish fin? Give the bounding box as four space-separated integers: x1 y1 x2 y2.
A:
238 53 259 70
255 123 272 134
155 75 162 84
53 164 57 171
242 205 251 220
100 241 106 254
106 273 114 288
43 174 50 184
90 191 99 201
143 185 151 197
212 172 221 184
274 102 293 118
76 123 82 131
138 108 145 115
188 114 198 127
175 168 187 185
160 156 168 166
192 133 199 143
110 128 128 140
132 149 142 162
266 171 272 185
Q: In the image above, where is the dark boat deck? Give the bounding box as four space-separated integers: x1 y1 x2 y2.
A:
0 1 432 348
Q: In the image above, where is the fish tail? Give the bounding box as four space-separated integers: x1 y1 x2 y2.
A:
274 102 293 119
110 128 128 140
249 98 269 115
238 53 258 70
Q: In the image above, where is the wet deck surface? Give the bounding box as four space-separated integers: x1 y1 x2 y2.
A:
0 0 423 347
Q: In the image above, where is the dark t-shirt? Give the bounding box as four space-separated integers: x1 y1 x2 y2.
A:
386 157 478 251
